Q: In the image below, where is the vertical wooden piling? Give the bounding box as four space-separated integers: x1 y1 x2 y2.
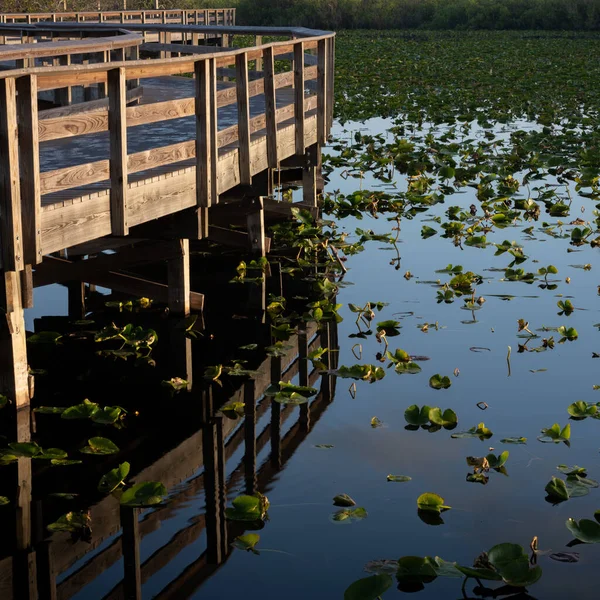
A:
108 67 129 236
317 38 328 145
294 41 305 155
236 52 252 185
270 356 282 468
246 197 266 256
303 144 318 207
167 239 190 317
195 59 212 237
264 46 278 169
16 74 42 266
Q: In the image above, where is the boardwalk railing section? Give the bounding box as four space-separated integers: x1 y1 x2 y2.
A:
0 8 236 26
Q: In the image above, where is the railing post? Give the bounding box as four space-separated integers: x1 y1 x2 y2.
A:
317 38 328 145
108 67 129 236
264 46 278 169
16 74 42 266
235 52 252 185
0 77 24 273
254 36 263 71
327 37 335 134
294 41 305 155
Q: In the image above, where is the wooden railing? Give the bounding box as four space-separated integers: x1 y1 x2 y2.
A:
0 24 335 265
0 8 236 26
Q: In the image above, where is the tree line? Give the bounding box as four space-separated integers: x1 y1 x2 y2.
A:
3 0 600 30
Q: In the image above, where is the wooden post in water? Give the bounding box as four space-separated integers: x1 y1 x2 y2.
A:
167 239 190 317
298 330 310 431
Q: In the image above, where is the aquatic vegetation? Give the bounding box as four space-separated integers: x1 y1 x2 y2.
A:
333 494 356 507
225 493 270 523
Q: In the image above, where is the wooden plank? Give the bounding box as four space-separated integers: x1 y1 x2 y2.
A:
195 58 211 219
317 38 327 145
235 52 251 185
108 66 128 236
209 58 219 204
264 46 278 168
0 77 24 272
40 159 110 196
327 37 334 133
294 41 305 156
17 74 42 265
167 239 191 316
140 42 229 55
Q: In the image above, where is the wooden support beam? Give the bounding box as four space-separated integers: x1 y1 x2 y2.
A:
195 58 211 238
167 239 190 317
20 266 33 310
108 66 129 236
254 36 263 71
235 52 252 185
246 197 266 256
263 46 278 169
317 38 328 145
120 507 142 600
0 77 24 272
33 256 204 311
294 41 305 156
270 356 282 468
34 240 184 287
16 74 42 265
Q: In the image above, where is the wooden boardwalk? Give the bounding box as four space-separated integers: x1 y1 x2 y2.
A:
0 14 335 403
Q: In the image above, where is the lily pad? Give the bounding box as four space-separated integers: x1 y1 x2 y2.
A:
416 492 450 514
98 462 130 494
232 533 260 554
120 481 167 507
387 475 412 483
429 374 452 389
404 405 432 426
333 493 356 507
344 574 393 600
80 437 120 456
332 506 368 523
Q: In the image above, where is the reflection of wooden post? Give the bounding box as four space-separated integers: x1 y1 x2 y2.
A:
120 506 142 600
303 144 318 207
270 356 282 468
203 416 227 564
244 379 257 495
36 541 57 600
13 408 37 600
298 330 310 431
247 197 266 256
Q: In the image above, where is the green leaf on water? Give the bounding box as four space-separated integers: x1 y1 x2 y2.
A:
98 462 130 494
344 574 393 600
538 423 570 444
500 437 527 445
332 506 368 523
417 492 450 514
545 476 569 502
80 437 120 455
387 475 412 482
120 481 167 507
429 407 458 427
429 374 451 389
566 516 600 543
61 399 100 420
405 404 431 426
333 493 356 507
451 423 493 440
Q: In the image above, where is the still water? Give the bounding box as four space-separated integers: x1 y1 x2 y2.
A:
10 115 600 600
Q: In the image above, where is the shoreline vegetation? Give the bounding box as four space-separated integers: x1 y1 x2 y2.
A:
4 1 600 31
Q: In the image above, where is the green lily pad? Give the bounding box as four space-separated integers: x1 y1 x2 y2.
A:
98 462 130 494
61 399 100 420
566 516 600 543
387 475 412 483
344 574 393 600
451 423 493 440
500 437 527 444
226 493 270 522
538 423 570 444
545 476 569 502
429 374 452 389
80 437 120 455
120 481 167 507
416 492 450 514
405 404 432 426
429 407 458 427
331 506 368 523
47 511 90 533
333 493 356 507
486 451 509 469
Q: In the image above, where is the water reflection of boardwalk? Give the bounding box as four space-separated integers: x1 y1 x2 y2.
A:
0 312 338 599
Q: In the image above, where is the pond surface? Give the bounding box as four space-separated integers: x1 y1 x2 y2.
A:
6 29 600 600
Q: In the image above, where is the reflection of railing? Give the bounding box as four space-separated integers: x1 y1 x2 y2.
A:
0 312 339 599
